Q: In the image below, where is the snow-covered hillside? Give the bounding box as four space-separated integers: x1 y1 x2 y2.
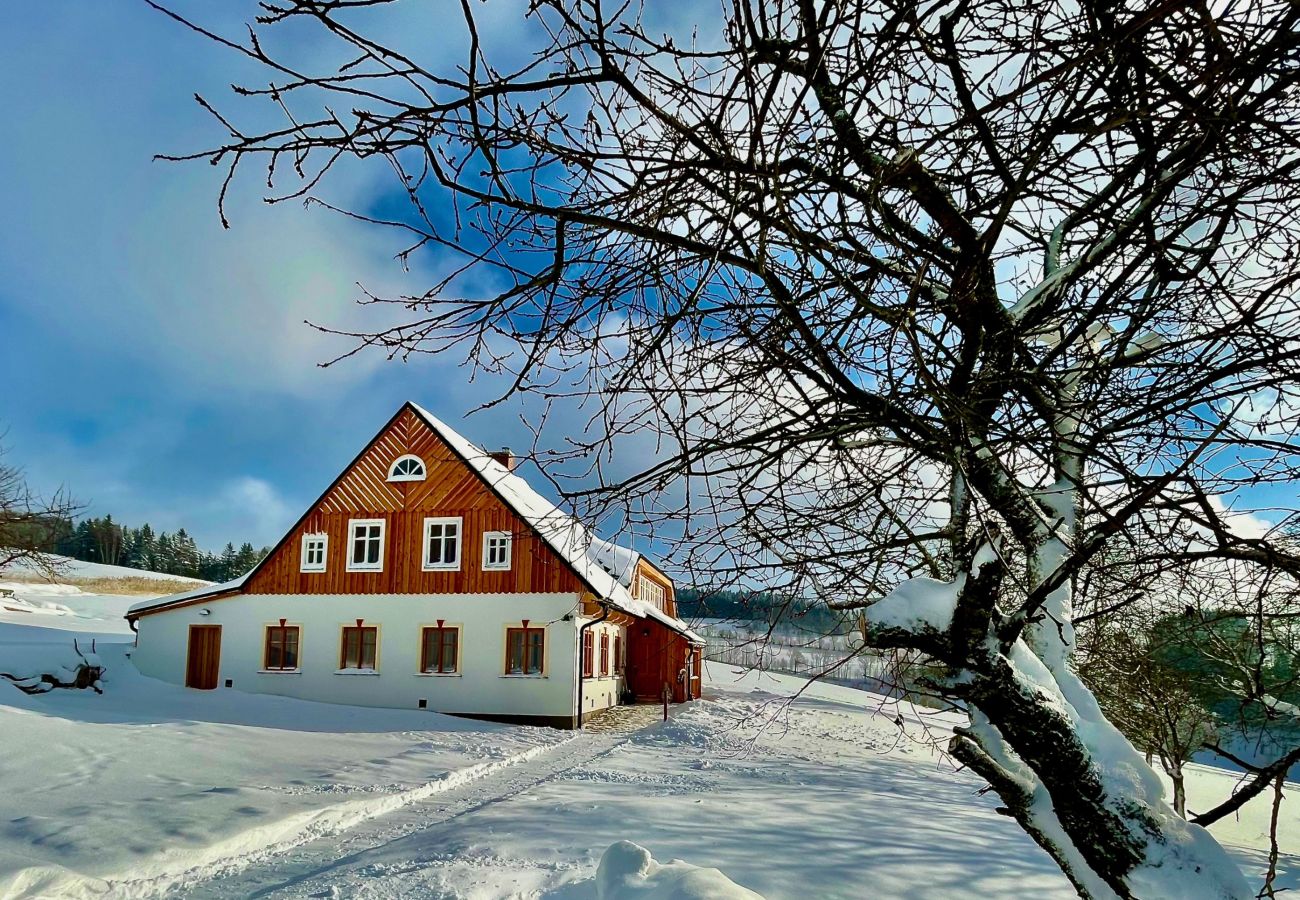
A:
2 553 211 584
0 585 1295 898
0 555 206 636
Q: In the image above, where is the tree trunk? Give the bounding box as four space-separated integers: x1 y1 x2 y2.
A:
1169 765 1186 819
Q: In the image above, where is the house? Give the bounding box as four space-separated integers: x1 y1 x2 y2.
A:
125 402 704 728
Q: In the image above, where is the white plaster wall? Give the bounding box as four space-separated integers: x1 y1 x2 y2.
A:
578 620 627 718
131 593 585 722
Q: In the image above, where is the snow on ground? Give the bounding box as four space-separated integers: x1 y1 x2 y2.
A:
0 557 194 637
1 583 1296 899
0 638 568 898
2 555 209 584
0 588 569 900
0 586 136 637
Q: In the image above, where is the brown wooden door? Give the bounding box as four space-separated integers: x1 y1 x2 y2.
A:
186 625 222 690
627 626 663 700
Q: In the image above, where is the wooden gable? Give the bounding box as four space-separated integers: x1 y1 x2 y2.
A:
244 406 584 596
631 558 677 618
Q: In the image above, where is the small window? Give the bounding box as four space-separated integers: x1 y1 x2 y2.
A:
388 454 426 482
614 634 622 673
638 576 666 610
423 517 462 570
506 626 545 675
420 625 460 674
300 534 327 573
600 632 610 676
483 531 512 571
340 625 378 670
264 624 300 671
347 519 385 572
582 630 594 678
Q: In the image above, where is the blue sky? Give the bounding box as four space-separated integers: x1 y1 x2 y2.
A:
0 3 553 550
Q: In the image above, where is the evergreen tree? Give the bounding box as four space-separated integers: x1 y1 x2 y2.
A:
233 542 259 576
173 528 200 578
154 532 175 575
133 523 157 570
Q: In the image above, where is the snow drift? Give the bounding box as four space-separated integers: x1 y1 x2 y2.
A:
596 840 764 899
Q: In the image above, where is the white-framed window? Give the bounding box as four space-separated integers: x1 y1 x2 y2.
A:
422 517 462 570
638 576 666 610
387 454 427 482
482 531 512 571
300 533 328 573
347 519 386 572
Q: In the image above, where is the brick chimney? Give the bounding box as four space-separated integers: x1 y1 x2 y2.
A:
487 448 516 471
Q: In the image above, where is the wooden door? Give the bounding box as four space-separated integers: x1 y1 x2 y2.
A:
626 626 663 700
186 625 222 690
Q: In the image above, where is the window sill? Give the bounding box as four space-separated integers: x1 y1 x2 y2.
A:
414 672 462 678
421 565 462 572
258 669 302 675
482 566 511 572
500 674 547 679
335 668 381 676
345 567 384 574
299 569 326 574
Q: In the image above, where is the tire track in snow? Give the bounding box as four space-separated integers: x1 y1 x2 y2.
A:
79 737 577 900
174 732 635 899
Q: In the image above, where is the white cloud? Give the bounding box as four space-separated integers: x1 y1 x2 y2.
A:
199 476 296 549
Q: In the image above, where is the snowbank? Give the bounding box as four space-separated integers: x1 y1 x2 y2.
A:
596 841 764 899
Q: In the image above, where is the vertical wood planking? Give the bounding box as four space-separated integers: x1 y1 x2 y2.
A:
246 408 583 596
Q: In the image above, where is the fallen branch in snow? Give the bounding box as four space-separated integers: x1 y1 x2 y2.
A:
0 638 104 695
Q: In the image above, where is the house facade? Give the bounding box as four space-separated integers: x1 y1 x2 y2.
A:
125 402 703 728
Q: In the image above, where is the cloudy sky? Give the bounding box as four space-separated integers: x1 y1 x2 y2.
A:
0 3 551 550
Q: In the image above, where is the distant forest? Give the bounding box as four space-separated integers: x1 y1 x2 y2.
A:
47 515 270 583
675 586 854 633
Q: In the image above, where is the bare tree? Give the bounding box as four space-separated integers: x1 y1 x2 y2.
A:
157 0 1300 895
1080 619 1218 818
0 445 78 579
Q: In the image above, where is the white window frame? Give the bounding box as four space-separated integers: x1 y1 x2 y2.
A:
639 575 665 610
387 454 427 482
482 531 512 571
346 518 386 572
300 533 328 573
422 517 463 571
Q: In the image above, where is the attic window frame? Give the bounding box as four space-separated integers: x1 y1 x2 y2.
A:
387 454 427 482
482 531 512 571
300 533 328 573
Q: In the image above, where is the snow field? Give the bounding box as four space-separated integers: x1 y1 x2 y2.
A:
0 581 141 637
1 581 1296 898
0 635 570 899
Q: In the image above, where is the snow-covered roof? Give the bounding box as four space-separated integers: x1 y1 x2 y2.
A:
125 403 702 645
410 404 702 644
126 574 248 618
586 536 641 587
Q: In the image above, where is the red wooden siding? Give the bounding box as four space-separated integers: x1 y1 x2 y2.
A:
625 618 697 703
245 407 583 596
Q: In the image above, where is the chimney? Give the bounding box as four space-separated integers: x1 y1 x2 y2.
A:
488 448 516 471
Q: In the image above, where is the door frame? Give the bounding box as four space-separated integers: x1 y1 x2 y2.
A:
186 624 222 690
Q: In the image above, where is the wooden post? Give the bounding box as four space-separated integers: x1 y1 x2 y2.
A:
662 682 671 721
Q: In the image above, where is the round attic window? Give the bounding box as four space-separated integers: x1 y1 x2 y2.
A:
388 454 427 482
